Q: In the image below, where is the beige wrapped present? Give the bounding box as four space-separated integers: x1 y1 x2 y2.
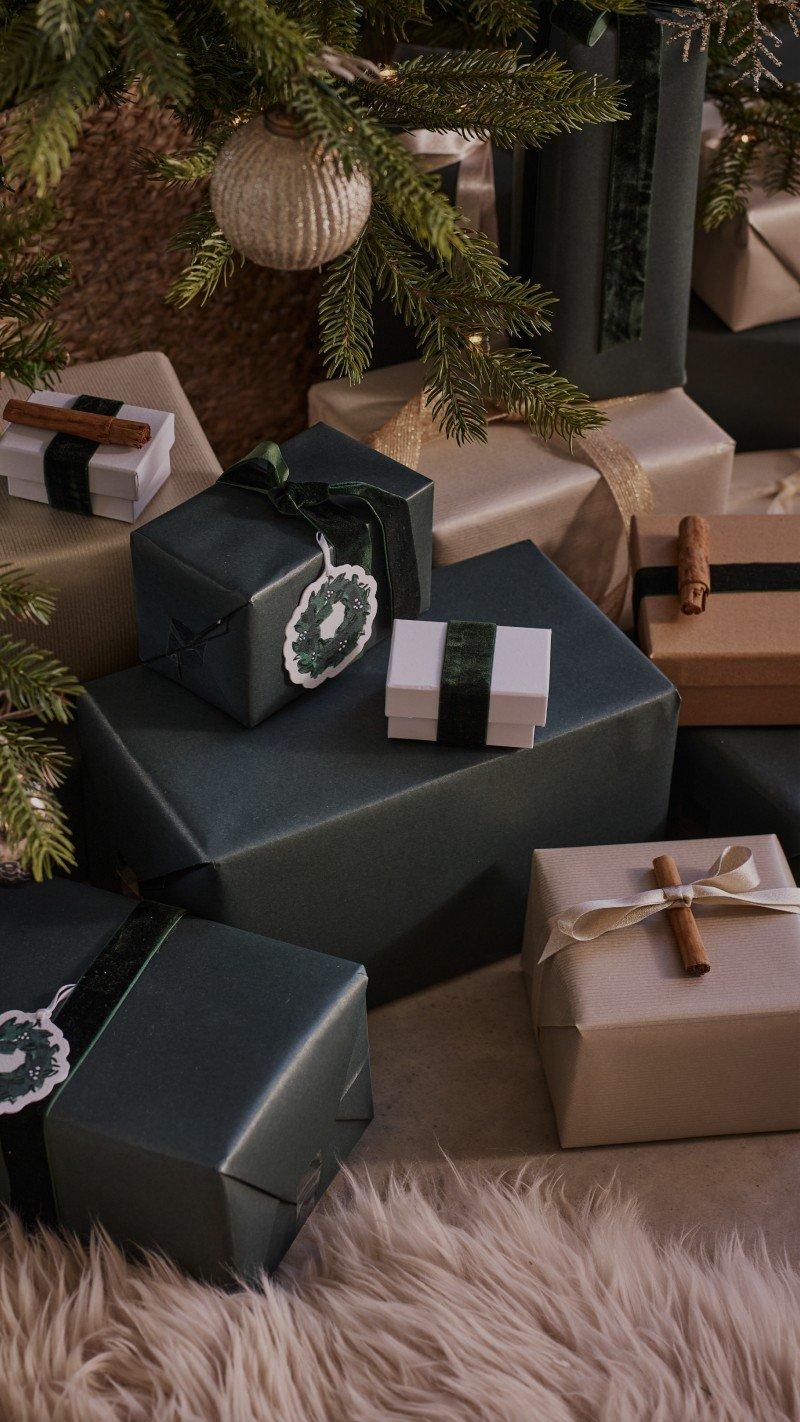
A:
522 834 800 1148
0 352 220 681
693 103 800 332
308 361 733 627
728 448 800 515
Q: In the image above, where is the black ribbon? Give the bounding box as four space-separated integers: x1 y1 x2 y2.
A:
553 2 664 351
42 395 123 515
0 900 184 1229
633 562 800 627
436 620 497 748
218 440 422 620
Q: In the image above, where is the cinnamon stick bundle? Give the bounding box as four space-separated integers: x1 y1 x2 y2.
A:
677 514 710 615
652 854 710 976
3 399 151 449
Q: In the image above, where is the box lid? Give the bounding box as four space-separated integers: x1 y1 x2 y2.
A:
632 514 800 687
385 618 551 726
0 390 175 499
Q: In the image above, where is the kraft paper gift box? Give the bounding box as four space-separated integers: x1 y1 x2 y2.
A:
727 449 800 515
77 541 679 1006
522 834 800 1148
0 352 220 683
0 389 175 522
520 4 706 399
132 423 433 728
676 729 800 883
385 619 551 748
692 103 800 332
308 362 733 626
0 878 371 1284
631 514 800 724
686 296 800 451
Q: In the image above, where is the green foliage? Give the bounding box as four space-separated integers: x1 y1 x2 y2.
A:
0 178 69 387
700 62 800 228
0 0 626 439
0 567 82 880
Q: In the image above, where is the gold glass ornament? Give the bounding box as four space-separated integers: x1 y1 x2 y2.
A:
210 114 372 271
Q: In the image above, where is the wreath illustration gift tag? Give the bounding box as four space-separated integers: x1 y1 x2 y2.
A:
284 533 378 689
0 984 74 1116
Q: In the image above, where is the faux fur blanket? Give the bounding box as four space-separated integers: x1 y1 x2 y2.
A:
1 1168 797 1422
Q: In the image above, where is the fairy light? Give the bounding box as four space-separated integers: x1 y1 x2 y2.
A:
378 64 397 81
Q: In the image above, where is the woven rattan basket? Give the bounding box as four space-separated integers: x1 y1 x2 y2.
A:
42 101 323 465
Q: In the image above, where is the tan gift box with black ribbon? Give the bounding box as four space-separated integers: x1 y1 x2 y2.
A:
522 834 800 1148
308 361 733 629
631 513 800 725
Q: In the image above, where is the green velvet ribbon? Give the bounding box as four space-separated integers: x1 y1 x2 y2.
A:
554 1 664 350
219 440 421 619
0 900 185 1229
42 395 124 515
436 620 497 748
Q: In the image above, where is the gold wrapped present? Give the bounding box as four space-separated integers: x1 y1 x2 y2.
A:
308 361 733 628
0 352 220 681
693 103 800 332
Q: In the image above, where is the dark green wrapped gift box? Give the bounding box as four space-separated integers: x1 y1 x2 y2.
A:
0 879 371 1283
78 541 679 1005
131 423 433 726
521 3 706 399
686 298 800 451
676 728 800 883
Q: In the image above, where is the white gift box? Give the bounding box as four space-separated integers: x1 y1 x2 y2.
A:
0 390 175 521
386 619 551 748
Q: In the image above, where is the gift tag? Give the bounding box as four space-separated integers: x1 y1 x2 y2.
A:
284 533 378 689
0 984 74 1116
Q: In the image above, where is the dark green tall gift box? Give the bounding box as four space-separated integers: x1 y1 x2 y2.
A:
0 879 371 1283
522 2 707 398
78 542 679 1005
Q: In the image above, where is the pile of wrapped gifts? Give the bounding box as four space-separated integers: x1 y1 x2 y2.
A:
0 11 798 1291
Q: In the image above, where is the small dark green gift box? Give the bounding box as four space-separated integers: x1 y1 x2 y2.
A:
131 422 433 726
0 879 371 1284
78 541 679 1006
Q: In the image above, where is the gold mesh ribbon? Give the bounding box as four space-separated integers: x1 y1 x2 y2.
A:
368 391 654 624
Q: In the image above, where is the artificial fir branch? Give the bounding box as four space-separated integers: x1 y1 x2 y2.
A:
0 179 69 387
0 567 81 879
695 3 800 227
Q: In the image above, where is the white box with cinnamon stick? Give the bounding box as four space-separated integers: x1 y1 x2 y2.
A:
0 389 175 521
522 834 800 1148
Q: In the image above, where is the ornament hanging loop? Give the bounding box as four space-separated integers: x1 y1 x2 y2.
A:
316 530 336 578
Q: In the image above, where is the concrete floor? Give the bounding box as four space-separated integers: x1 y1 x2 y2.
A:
340 956 800 1259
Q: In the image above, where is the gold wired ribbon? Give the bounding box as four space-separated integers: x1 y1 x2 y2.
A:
369 390 653 624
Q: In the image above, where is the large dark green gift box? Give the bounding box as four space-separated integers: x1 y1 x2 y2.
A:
676 728 800 883
131 423 433 726
78 541 679 1005
521 4 706 399
0 879 371 1283
686 298 800 450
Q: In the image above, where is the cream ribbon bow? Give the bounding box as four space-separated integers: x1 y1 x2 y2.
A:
397 130 499 247
757 472 800 515
538 846 800 970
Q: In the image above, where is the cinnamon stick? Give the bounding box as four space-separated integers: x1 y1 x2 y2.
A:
677 514 710 615
3 399 151 449
652 854 710 976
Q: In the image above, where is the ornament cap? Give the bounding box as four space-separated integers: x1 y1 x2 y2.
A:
264 110 302 139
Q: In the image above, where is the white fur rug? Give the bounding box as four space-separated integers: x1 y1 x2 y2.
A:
1 1168 798 1422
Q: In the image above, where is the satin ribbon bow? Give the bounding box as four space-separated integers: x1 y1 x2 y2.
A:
397 130 499 247
538 846 800 971
739 471 800 515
